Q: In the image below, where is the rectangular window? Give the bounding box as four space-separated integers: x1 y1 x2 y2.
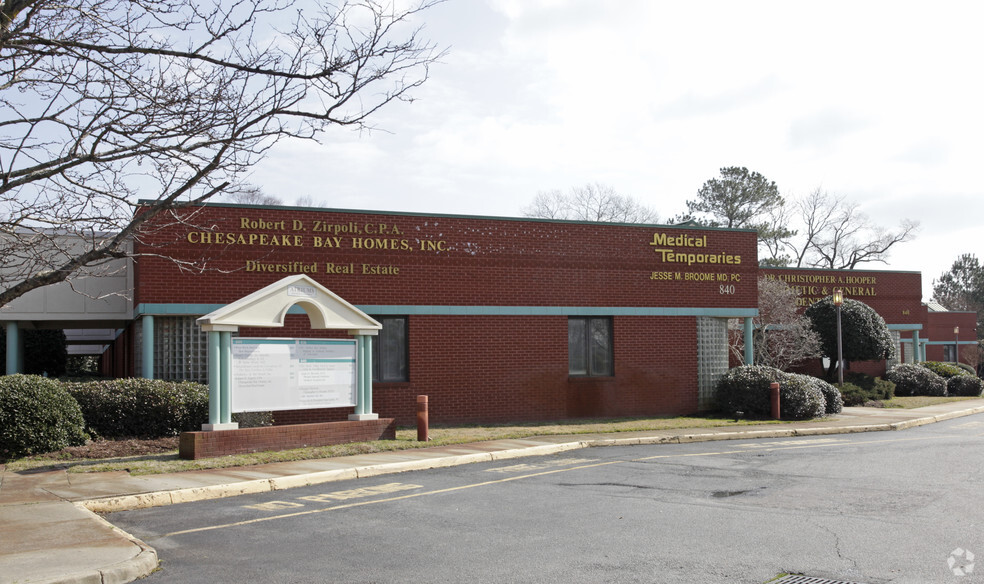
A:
943 344 957 362
569 317 613 376
372 316 408 382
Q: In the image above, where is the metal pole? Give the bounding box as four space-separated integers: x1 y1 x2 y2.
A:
836 303 844 385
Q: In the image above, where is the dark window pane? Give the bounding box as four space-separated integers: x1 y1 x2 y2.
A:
568 318 587 375
372 316 408 382
589 318 613 376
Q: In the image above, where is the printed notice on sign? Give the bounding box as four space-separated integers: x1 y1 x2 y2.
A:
231 338 357 413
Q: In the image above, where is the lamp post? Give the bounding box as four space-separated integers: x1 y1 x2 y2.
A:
954 326 960 363
833 288 844 385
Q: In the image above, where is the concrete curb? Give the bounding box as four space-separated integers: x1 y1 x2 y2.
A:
80 405 984 515
25 504 160 584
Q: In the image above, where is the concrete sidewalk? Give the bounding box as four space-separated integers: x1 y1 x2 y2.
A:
3 400 984 584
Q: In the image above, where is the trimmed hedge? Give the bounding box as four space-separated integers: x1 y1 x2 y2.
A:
841 372 895 405
0 374 87 459
66 378 208 438
919 361 971 379
837 382 868 407
781 373 827 419
887 364 947 397
947 375 984 397
806 376 844 414
715 365 836 420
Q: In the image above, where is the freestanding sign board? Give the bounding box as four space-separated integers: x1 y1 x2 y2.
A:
230 338 358 412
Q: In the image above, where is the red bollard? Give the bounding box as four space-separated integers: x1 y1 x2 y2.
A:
416 395 429 442
770 382 781 420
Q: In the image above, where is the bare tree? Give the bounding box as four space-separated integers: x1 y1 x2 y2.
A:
730 276 821 371
768 189 918 269
0 0 443 306
226 185 284 207
523 183 659 224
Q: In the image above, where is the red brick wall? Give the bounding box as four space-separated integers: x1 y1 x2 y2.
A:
925 311 978 363
759 267 923 324
178 419 396 459
273 315 700 426
135 206 759 309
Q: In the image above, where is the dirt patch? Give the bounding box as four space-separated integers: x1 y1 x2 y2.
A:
35 437 180 460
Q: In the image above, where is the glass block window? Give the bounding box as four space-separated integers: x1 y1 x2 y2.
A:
154 316 209 383
697 317 729 411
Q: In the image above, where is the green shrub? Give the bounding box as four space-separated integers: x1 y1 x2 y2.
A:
715 366 828 420
805 376 843 414
956 363 978 376
0 374 87 459
887 364 947 397
781 374 827 419
66 378 208 438
716 365 782 418
919 361 971 379
947 375 984 397
844 372 895 401
837 382 868 407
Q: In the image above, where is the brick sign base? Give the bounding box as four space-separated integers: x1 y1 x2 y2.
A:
178 418 396 460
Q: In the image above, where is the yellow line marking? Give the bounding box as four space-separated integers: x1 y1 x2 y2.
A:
159 460 622 538
157 431 962 539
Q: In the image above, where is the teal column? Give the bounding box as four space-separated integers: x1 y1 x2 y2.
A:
364 335 374 414
911 331 920 363
5 322 19 374
142 315 154 379
356 335 368 415
208 331 221 425
743 317 754 365
220 331 232 424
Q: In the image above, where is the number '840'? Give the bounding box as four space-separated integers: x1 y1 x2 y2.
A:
719 284 736 295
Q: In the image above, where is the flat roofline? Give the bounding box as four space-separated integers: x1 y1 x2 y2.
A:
760 265 922 275
136 200 759 233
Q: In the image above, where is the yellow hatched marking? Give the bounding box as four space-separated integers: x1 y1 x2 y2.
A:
485 458 597 474
298 482 422 503
243 500 306 512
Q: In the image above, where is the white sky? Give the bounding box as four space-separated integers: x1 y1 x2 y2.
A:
250 0 984 300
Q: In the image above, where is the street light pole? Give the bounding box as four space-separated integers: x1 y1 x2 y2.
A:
954 326 960 363
833 288 844 385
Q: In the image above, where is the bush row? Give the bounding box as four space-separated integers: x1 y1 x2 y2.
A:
715 365 842 420
0 376 210 460
0 375 88 460
887 363 983 398
65 378 208 439
838 373 896 406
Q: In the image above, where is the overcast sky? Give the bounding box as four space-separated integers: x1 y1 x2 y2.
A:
250 0 983 299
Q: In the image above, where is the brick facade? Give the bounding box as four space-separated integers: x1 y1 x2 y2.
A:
133 204 759 425
127 204 975 427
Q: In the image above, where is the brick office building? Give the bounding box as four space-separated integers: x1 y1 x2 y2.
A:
128 203 759 425
2 203 976 426
758 267 978 377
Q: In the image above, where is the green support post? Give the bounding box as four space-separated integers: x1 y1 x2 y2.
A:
364 335 373 414
142 315 154 379
220 331 232 424
208 331 221 426
5 322 19 374
743 317 754 365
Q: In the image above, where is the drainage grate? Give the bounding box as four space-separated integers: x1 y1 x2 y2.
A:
772 576 868 584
